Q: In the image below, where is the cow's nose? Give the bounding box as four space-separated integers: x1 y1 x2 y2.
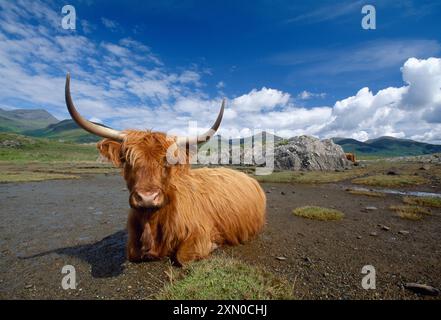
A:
131 190 160 208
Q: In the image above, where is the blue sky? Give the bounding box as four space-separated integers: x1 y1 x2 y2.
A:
1 0 441 142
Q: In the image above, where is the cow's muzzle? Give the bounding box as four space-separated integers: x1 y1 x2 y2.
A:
130 190 162 209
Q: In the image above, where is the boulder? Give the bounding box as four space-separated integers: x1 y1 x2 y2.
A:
274 135 351 171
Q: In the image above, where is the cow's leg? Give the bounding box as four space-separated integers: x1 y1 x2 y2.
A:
140 223 160 261
126 210 143 262
174 233 212 266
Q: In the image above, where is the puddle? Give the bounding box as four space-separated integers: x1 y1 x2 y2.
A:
348 186 441 198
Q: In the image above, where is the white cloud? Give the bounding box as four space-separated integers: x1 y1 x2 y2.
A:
231 87 290 112
101 17 120 32
216 81 225 89
298 90 326 100
320 57 441 143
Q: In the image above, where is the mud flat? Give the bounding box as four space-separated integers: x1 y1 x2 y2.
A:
0 173 440 299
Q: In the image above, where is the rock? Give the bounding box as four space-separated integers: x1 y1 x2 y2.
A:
398 230 410 235
274 135 352 171
356 235 362 239
419 164 431 170
404 283 440 296
387 170 398 175
1 140 23 148
365 206 378 211
24 284 32 289
276 256 287 261
370 232 378 237
379 225 390 231
265 190 271 194
304 257 313 263
280 191 285 195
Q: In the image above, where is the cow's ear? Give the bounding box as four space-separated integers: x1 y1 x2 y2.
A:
97 139 124 167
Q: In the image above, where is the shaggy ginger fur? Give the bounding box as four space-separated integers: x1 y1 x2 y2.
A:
98 130 266 265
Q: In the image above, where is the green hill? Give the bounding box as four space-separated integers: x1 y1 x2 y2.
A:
0 133 98 162
26 119 101 143
333 136 441 157
0 108 58 132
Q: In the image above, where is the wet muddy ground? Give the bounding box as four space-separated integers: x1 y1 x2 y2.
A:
1 173 440 299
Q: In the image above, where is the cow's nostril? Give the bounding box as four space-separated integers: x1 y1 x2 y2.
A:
132 190 161 208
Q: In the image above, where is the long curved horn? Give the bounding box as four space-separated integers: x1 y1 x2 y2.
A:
65 73 125 141
176 99 225 145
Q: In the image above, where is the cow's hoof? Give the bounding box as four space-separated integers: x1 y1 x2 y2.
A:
140 250 159 261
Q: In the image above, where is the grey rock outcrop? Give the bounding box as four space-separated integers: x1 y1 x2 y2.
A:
274 135 351 171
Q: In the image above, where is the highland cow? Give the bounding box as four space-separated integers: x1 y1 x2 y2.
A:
65 74 266 265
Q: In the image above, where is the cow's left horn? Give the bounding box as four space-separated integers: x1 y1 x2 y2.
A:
176 99 225 145
65 73 125 141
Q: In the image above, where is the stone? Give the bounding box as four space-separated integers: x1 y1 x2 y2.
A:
404 283 440 296
370 232 378 237
276 256 287 261
365 206 378 211
280 191 285 195
273 135 352 171
398 230 410 235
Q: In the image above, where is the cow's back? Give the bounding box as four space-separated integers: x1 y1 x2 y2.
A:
175 167 266 245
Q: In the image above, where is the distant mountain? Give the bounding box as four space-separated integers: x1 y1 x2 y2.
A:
26 119 101 143
227 131 284 145
0 107 101 143
333 136 441 157
0 108 58 132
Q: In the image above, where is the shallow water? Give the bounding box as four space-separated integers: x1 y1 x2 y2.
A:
348 186 441 198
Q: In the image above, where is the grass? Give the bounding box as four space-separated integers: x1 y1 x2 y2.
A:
352 174 427 188
0 133 98 162
390 205 432 221
157 256 294 300
0 171 79 183
0 133 117 182
346 188 385 197
254 169 366 184
292 206 344 221
403 196 441 208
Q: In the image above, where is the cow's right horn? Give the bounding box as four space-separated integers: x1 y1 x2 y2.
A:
65 73 125 141
175 99 225 146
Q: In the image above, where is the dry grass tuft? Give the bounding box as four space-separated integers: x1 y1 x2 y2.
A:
402 196 441 208
352 174 427 188
389 205 432 221
292 206 344 221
